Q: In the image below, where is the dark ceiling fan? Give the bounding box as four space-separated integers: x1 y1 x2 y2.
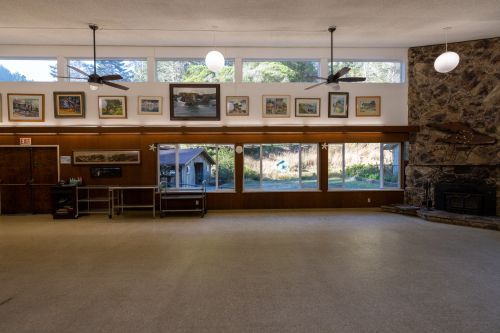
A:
305 26 366 90
60 24 129 90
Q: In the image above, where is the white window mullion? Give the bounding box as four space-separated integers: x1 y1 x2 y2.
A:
380 143 384 189
298 144 303 188
259 145 263 189
342 143 346 188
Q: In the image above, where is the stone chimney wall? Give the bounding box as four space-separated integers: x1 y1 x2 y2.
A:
406 37 499 215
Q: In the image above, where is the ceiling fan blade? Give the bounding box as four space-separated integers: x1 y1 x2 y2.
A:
100 74 123 81
307 75 328 81
68 65 90 77
103 80 129 90
305 82 326 90
331 67 351 81
338 77 367 82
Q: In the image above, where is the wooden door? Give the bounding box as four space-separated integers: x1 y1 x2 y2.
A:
0 148 32 214
0 146 58 214
31 147 58 213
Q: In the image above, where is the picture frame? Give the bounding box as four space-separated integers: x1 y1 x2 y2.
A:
328 92 349 118
72 150 141 165
356 96 381 117
53 92 85 118
295 98 320 117
98 96 127 119
138 96 162 115
262 95 290 118
226 96 249 116
169 84 220 120
7 93 45 122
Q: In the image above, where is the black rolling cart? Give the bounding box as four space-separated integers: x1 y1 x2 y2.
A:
51 185 77 219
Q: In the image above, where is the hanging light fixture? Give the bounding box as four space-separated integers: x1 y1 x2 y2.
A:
205 28 225 73
434 27 460 73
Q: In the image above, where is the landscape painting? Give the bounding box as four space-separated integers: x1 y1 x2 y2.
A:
295 98 320 117
170 84 220 120
328 92 349 118
138 96 162 115
98 96 127 119
356 96 381 117
262 95 290 118
226 96 249 116
8 93 45 122
73 150 141 165
54 92 85 118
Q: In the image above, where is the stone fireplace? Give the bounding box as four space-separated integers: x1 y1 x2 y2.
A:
405 37 499 216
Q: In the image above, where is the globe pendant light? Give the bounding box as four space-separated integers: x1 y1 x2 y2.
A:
205 29 225 73
205 50 225 73
434 27 460 73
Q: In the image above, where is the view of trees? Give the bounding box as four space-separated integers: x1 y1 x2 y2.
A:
67 59 147 82
242 60 319 83
331 61 402 83
156 59 234 83
0 65 29 81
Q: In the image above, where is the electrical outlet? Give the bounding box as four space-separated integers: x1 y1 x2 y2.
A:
367 198 371 203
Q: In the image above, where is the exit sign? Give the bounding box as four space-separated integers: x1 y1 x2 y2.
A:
19 137 32 145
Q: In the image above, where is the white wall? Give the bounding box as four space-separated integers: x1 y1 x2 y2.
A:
0 45 408 127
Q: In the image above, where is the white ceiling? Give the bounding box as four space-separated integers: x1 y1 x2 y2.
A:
1 0 499 48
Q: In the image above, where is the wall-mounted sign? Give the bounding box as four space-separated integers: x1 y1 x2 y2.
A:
60 156 72 164
19 137 31 145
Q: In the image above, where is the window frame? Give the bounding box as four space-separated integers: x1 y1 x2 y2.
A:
329 59 405 84
67 57 148 82
155 57 235 83
242 58 321 83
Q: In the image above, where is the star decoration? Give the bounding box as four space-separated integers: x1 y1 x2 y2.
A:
321 142 328 150
148 143 157 151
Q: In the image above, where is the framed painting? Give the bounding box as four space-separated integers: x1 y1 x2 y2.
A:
356 96 381 117
138 96 162 115
328 92 349 118
262 95 290 118
98 96 127 119
53 92 85 118
226 96 249 116
7 93 45 122
295 98 320 117
73 150 141 165
169 84 220 120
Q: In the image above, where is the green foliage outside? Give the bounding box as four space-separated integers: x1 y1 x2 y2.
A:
156 60 234 83
330 61 401 83
65 59 147 82
242 61 319 83
345 163 380 181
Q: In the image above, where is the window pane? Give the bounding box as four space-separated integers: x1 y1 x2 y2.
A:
300 144 318 189
242 59 320 83
68 59 147 82
344 143 381 189
330 61 403 83
383 143 400 188
156 58 234 83
158 145 177 187
328 144 344 189
261 144 300 190
216 145 235 190
243 145 261 190
0 59 57 82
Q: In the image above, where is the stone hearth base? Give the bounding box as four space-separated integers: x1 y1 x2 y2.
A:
381 204 500 231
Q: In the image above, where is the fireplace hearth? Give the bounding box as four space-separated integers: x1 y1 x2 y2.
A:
435 181 496 216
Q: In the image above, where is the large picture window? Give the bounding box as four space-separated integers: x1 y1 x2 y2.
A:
242 59 320 83
156 58 234 83
243 144 318 191
328 143 401 190
0 59 57 82
68 58 147 82
158 144 235 191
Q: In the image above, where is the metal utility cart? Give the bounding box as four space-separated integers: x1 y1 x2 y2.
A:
159 181 207 217
76 185 111 218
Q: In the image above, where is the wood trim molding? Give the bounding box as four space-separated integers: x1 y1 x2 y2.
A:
0 125 419 135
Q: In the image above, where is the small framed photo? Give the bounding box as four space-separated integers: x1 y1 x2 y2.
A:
8 93 45 122
328 92 349 118
138 96 162 115
170 84 220 121
295 98 320 117
262 95 290 118
226 96 249 116
356 96 381 117
98 96 127 119
53 92 85 118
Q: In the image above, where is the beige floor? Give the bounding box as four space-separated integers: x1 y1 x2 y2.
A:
1 209 499 333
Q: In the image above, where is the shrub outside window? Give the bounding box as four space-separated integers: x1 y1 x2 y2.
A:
243 143 318 191
0 59 57 82
242 59 320 83
156 58 234 83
